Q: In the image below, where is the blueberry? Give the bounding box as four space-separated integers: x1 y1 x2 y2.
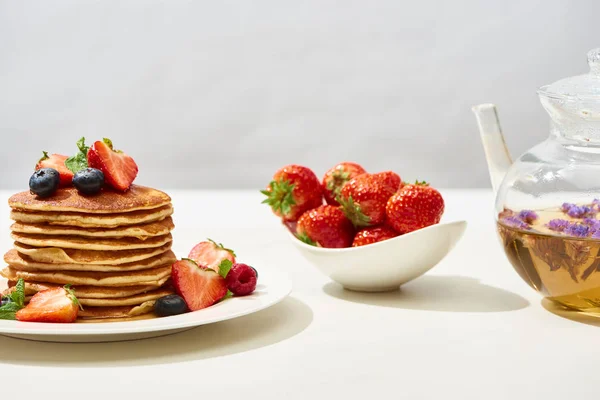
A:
73 168 104 195
29 168 60 197
154 294 188 317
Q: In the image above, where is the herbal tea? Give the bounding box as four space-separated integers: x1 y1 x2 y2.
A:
498 201 600 311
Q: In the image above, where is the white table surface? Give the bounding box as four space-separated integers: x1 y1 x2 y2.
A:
0 189 598 399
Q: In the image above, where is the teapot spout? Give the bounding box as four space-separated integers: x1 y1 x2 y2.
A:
472 104 512 192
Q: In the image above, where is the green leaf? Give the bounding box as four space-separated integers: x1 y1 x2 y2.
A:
64 284 83 311
218 259 233 279
0 302 21 320
260 179 296 216
10 278 25 308
296 232 317 246
207 238 237 257
103 137 114 150
65 137 89 173
337 194 372 228
37 151 49 165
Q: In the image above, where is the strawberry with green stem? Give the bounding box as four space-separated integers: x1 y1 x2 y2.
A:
296 205 355 248
261 164 323 221
188 239 236 274
322 162 366 206
338 174 396 227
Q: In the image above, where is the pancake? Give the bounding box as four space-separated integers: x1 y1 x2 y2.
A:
12 232 173 251
10 204 173 228
13 242 172 265
77 301 156 319
10 217 174 239
5 249 177 272
78 288 173 306
4 280 167 299
1 265 171 287
8 185 171 214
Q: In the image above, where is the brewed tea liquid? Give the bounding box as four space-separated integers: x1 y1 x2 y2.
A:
498 208 600 311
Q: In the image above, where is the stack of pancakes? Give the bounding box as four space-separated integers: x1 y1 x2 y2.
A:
1 185 176 321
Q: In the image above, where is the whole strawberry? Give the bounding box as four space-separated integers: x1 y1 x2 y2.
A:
322 162 366 206
296 205 354 248
338 174 396 227
373 171 401 193
261 165 323 221
352 226 399 247
386 182 444 234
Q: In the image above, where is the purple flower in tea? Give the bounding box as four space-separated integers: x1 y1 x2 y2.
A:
518 210 538 224
592 230 600 240
593 199 600 209
562 203 576 212
583 217 600 229
567 205 594 218
547 219 571 232
564 223 591 238
501 216 530 230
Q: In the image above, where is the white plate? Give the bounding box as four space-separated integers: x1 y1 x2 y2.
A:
0 266 292 343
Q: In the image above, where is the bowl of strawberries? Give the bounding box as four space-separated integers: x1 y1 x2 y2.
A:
262 162 467 292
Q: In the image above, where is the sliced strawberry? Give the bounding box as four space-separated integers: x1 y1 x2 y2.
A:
171 259 228 311
188 239 236 273
87 138 138 191
16 287 80 323
35 152 74 187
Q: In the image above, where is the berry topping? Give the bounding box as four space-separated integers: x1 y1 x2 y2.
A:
188 239 236 274
15 286 80 323
154 294 188 317
322 162 366 206
225 263 258 296
87 138 138 191
35 152 73 187
29 168 60 198
296 205 355 248
385 181 445 234
72 168 105 195
261 165 323 222
352 226 399 247
171 259 228 311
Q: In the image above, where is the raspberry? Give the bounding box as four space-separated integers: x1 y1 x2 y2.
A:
226 263 258 296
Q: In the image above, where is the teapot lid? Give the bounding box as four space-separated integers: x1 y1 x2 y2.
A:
539 48 600 99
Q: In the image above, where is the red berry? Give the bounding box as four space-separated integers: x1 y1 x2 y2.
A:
338 174 396 227
225 263 258 296
35 153 73 187
188 239 236 274
386 182 444 234
261 165 323 222
352 226 399 247
171 259 228 311
296 205 355 248
87 138 138 191
16 287 80 323
372 171 402 193
322 162 367 206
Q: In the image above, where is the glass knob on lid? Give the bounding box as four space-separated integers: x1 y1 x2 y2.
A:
540 48 600 99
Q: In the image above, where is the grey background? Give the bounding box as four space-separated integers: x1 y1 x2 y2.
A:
0 0 598 190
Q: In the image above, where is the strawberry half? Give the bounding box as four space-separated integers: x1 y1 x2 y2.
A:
16 286 80 323
35 152 74 187
171 259 228 311
87 138 138 191
188 239 236 273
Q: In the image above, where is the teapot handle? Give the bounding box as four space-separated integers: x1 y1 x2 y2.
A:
472 104 513 193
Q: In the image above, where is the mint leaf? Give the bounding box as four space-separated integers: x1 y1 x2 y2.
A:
10 278 25 308
0 302 21 320
65 137 89 173
218 259 233 279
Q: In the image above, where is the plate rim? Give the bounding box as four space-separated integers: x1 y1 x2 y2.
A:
0 266 292 337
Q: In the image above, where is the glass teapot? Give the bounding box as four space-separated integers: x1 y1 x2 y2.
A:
473 48 600 312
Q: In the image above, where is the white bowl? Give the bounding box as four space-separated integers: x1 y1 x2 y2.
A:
289 221 467 292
